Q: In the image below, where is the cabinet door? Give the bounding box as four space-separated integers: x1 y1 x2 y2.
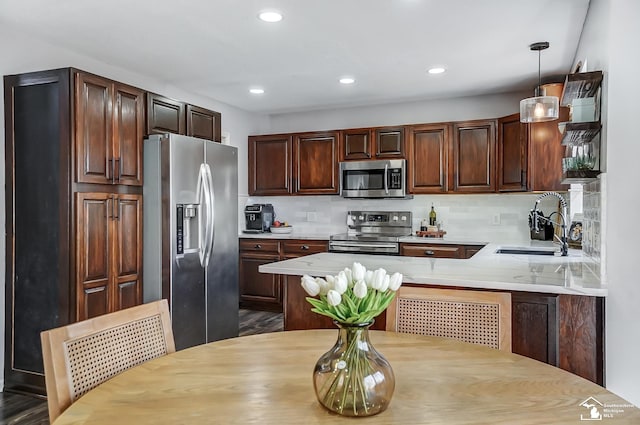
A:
294 132 339 194
146 93 186 135
341 128 373 160
511 292 558 366
498 113 527 192
452 120 496 192
528 107 570 191
113 83 145 186
76 192 112 320
248 135 292 195
375 126 405 158
112 194 142 312
239 253 282 312
75 72 113 185
186 104 221 142
407 124 449 193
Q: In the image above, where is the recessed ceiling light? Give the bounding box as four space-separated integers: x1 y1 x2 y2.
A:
339 77 355 85
258 11 283 22
249 88 265 94
427 67 446 75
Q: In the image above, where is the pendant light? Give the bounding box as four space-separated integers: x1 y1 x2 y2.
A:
520 42 559 123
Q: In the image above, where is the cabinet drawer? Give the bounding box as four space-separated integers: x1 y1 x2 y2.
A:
239 239 280 254
282 240 328 256
400 244 462 258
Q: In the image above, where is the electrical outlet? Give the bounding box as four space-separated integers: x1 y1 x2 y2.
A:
307 212 318 222
492 213 501 225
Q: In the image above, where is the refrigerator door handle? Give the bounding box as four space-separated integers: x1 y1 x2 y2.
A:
203 163 215 267
196 163 213 268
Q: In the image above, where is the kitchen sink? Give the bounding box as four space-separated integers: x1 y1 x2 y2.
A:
495 247 557 256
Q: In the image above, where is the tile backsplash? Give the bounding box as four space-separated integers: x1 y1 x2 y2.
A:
240 193 569 245
582 174 606 280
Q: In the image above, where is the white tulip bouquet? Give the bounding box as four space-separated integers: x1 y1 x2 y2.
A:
301 262 403 324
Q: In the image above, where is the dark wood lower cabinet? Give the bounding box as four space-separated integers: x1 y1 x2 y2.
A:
281 278 604 385
239 254 282 312
558 294 604 385
511 292 558 366
76 192 142 321
283 276 386 331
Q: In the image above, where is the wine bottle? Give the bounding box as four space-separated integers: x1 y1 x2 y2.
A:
429 204 437 226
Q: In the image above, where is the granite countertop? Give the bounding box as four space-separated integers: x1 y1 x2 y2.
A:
258 243 606 297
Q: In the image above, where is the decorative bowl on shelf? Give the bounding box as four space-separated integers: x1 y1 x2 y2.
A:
270 226 293 234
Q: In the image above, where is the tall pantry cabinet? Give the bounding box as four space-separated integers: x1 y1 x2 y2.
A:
4 68 143 394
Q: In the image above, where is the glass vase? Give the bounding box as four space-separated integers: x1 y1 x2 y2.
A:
313 321 395 417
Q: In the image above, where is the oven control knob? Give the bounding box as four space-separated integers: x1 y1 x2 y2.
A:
401 216 407 221
358 215 364 220
392 215 398 221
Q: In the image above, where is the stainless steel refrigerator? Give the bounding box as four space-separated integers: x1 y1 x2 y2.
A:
143 133 239 350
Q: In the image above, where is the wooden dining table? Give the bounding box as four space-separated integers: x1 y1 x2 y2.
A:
54 330 638 424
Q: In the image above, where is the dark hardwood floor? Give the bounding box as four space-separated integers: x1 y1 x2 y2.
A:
1 309 283 424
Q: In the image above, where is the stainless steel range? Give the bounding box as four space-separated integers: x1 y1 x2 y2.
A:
329 210 412 255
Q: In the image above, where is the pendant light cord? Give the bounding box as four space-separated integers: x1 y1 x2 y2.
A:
536 48 541 97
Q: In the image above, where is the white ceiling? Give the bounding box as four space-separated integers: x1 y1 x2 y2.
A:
0 0 591 114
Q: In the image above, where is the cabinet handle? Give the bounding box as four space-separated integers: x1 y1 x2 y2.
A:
112 196 119 220
105 198 111 219
114 157 121 182
301 245 309 250
255 244 262 249
424 250 435 256
107 158 113 181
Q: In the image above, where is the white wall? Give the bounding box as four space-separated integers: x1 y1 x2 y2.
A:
573 0 640 406
266 91 529 134
0 25 265 389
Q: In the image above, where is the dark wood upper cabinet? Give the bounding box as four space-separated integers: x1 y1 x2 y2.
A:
407 123 449 193
375 126 405 158
146 93 186 135
186 104 221 142
75 73 112 185
294 131 339 194
498 113 527 192
113 82 145 186
248 134 292 195
342 128 373 160
451 120 496 193
75 72 144 186
341 126 405 160
146 93 221 142
528 107 570 192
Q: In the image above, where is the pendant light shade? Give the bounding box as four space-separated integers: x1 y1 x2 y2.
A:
520 42 559 123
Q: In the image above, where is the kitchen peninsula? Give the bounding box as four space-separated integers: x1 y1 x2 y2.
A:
258 243 605 385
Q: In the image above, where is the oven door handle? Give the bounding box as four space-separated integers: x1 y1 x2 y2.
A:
330 242 398 249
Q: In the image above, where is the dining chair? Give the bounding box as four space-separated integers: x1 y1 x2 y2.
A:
40 299 175 423
386 287 512 352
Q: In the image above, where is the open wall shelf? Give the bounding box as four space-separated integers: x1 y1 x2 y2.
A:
560 121 602 145
560 71 604 106
562 169 601 184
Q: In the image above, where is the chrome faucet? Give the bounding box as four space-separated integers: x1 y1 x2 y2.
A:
530 191 569 256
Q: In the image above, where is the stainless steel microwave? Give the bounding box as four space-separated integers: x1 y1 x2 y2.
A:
339 159 408 198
